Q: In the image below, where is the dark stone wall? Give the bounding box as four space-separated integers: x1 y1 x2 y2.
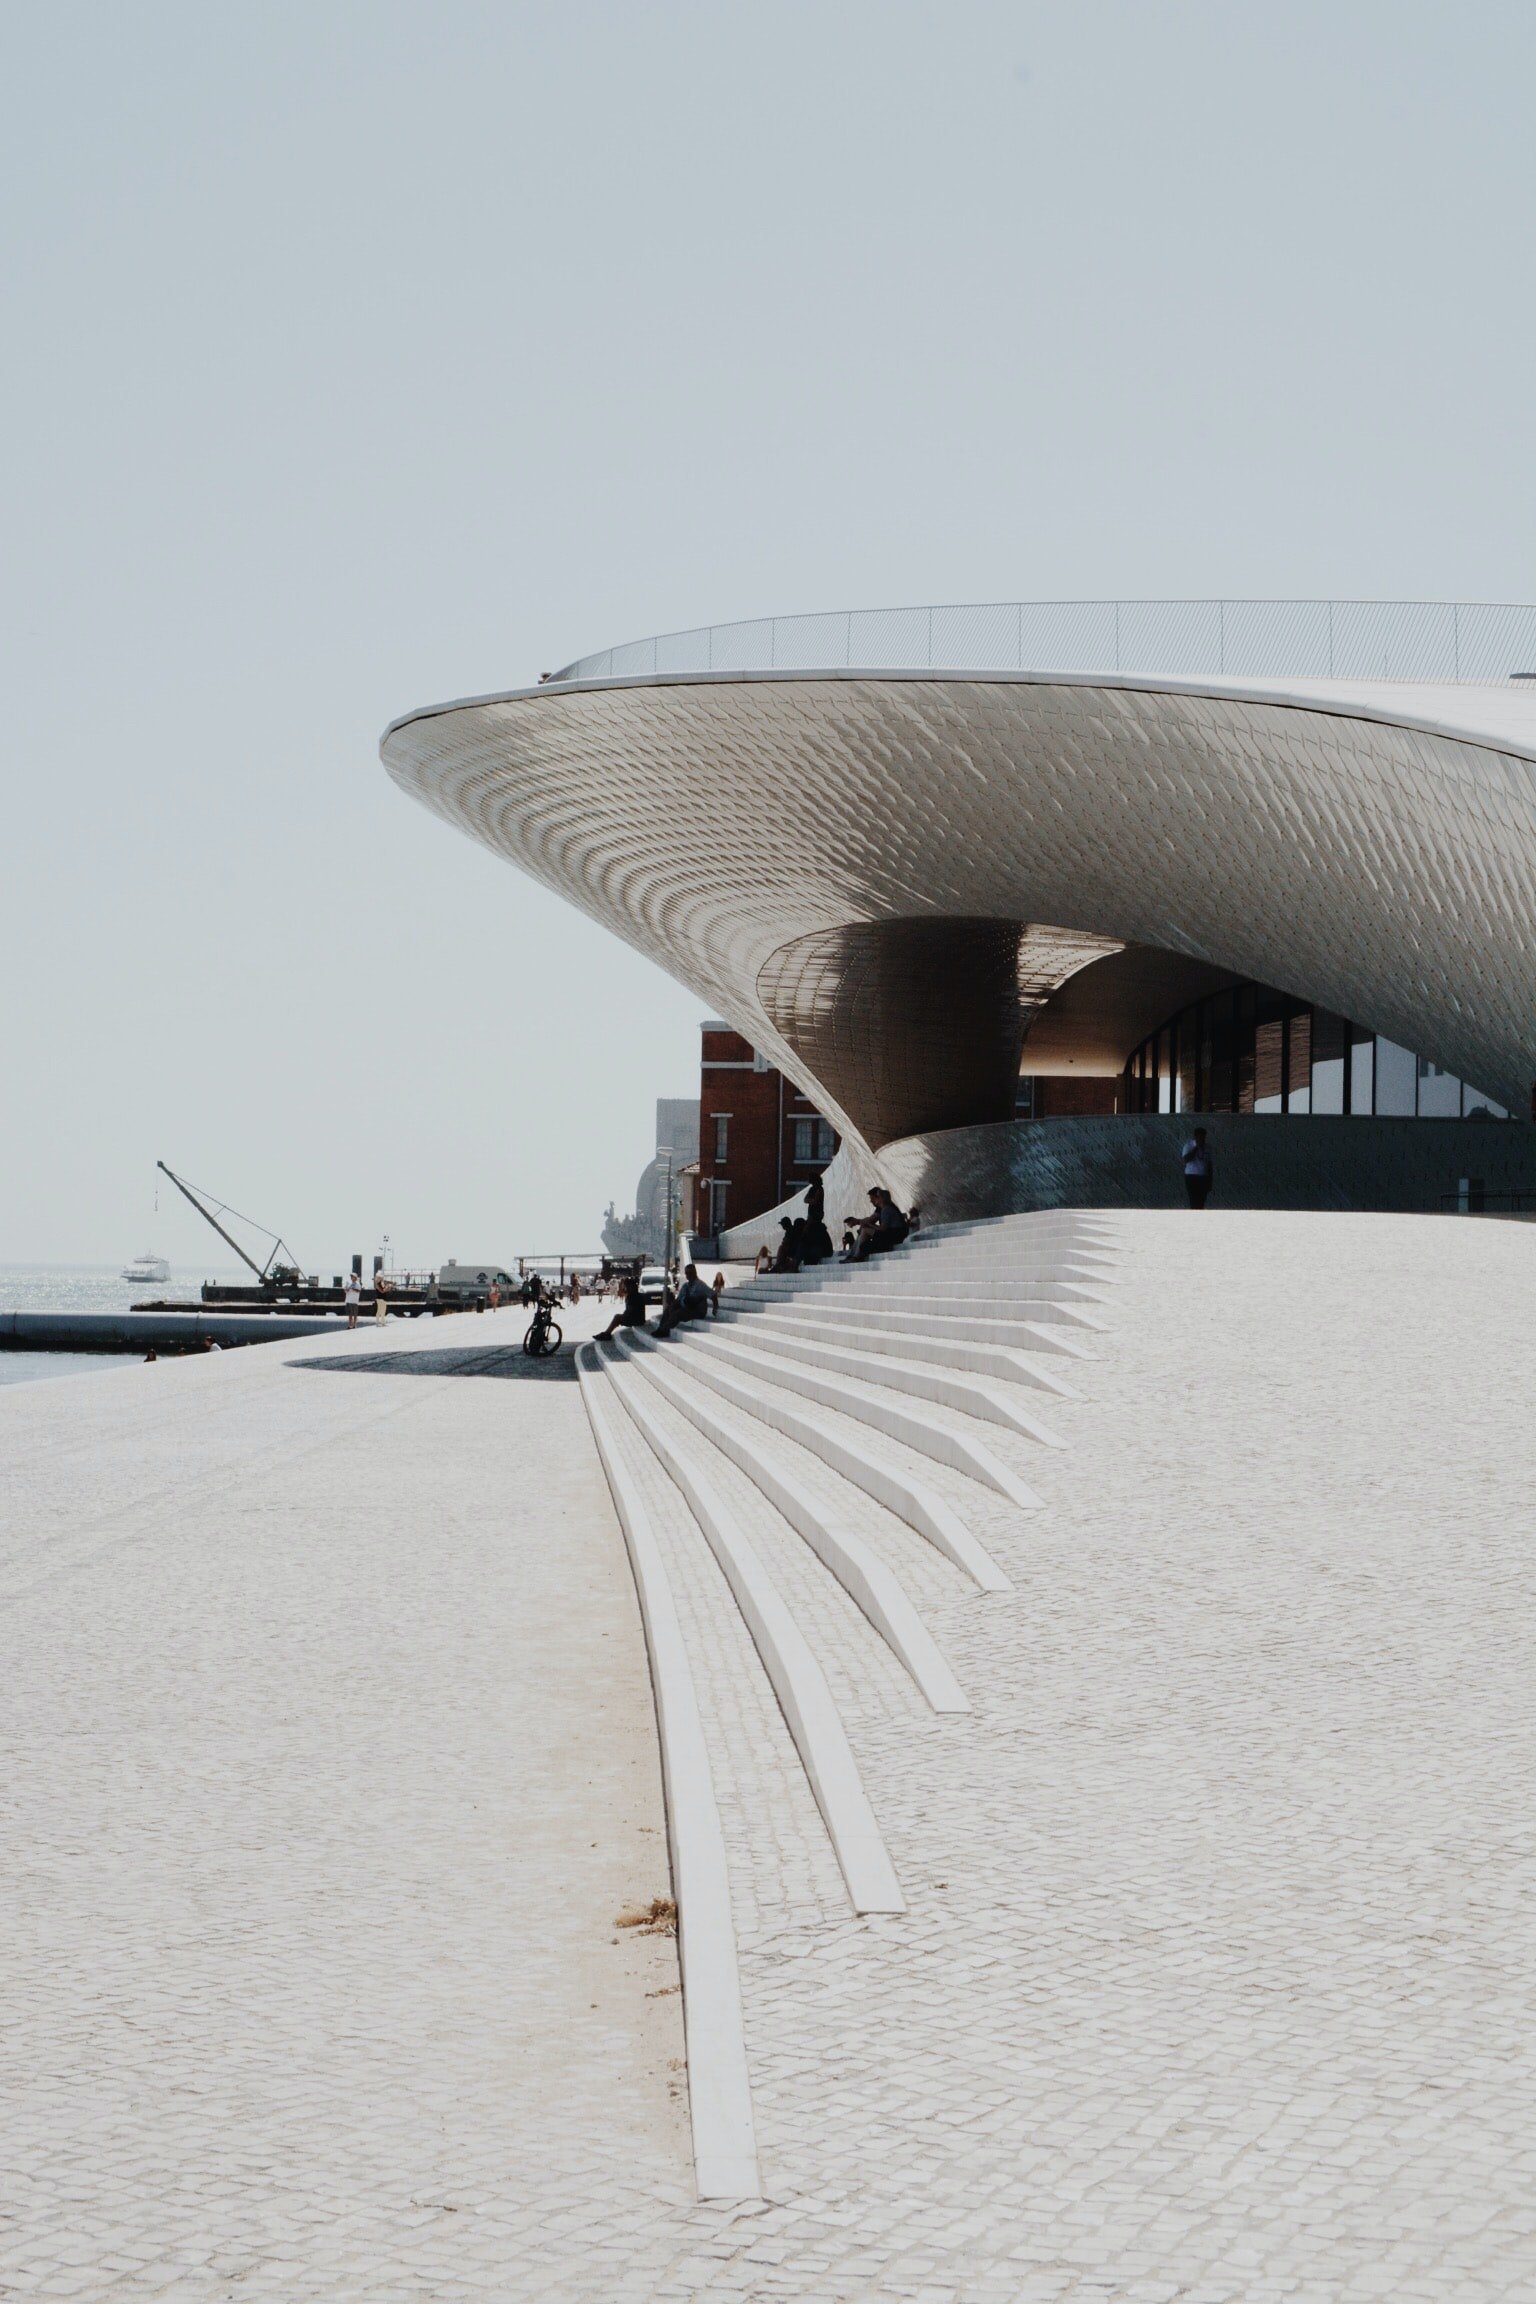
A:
879 1112 1536 1225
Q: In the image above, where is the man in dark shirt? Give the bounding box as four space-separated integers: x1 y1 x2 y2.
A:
655 1263 716 1338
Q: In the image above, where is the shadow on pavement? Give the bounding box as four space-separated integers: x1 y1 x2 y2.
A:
288 1345 579 1381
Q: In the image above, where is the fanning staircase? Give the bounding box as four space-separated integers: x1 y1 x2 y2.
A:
576 1209 1120 2199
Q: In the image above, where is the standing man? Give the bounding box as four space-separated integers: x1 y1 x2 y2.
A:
1180 1126 1213 1209
344 1269 361 1330
374 1269 389 1324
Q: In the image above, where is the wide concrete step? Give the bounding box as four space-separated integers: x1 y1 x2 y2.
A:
772 1290 1105 1335
669 1328 1043 1511
740 1308 1082 1397
730 1260 1111 1304
787 1303 1097 1357
927 1212 1120 1238
708 1318 1067 1446
612 1334 969 1713
622 1327 1009 1591
587 1345 906 1916
573 1350 761 2199
751 1275 1108 1306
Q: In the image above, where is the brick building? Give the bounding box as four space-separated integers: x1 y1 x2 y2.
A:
694 1022 839 1241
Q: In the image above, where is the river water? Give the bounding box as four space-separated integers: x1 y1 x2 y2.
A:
0 1266 240 1389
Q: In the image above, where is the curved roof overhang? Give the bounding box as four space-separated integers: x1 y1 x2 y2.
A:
381 668 1536 1157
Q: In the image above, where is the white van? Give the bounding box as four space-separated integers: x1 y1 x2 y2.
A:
437 1261 518 1299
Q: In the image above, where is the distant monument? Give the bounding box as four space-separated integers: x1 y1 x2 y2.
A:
601 1098 699 1261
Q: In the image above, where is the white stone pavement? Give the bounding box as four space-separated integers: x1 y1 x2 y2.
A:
5 1216 1536 2300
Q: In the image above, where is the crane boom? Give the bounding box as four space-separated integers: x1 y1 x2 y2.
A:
155 1162 298 1282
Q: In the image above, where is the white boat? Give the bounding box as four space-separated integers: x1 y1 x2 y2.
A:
122 1251 171 1285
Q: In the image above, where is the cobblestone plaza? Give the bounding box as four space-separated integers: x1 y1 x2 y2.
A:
6 1211 1535 2299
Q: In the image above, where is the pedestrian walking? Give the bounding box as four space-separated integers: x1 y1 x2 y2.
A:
344 1270 361 1330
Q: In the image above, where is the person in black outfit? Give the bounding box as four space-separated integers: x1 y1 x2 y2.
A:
772 1216 804 1273
848 1187 910 1261
655 1263 716 1338
596 1274 647 1339
802 1173 835 1265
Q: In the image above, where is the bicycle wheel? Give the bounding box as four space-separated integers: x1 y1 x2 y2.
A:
539 1321 563 1356
522 1318 545 1356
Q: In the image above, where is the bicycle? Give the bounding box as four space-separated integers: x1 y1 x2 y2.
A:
522 1295 563 1357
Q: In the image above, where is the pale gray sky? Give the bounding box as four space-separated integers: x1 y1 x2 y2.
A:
3 0 1532 1266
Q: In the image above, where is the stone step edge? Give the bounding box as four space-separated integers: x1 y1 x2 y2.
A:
616 1332 971 1714
766 1303 1097 1358
575 1347 762 2203
593 1351 907 1918
749 1290 1109 1332
632 1326 1010 1593
729 1259 1116 1299
736 1309 1081 1398
674 1329 1046 1513
711 1316 1066 1449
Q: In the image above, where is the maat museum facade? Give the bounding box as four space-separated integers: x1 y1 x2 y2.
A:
383 599 1536 1228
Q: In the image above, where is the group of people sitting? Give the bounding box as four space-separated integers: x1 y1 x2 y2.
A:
752 1181 918 1275
593 1174 921 1348
595 1261 722 1343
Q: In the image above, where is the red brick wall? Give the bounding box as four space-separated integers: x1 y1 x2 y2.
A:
698 1025 840 1233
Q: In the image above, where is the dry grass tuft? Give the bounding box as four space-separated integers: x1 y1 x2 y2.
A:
615 1896 678 1936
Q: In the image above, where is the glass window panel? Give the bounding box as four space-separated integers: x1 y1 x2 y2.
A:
1176 1016 1198 1114
1349 1027 1374 1115
1375 1037 1417 1115
1206 989 1235 1112
1236 986 1257 1113
1416 1058 1461 1118
1254 989 1285 1113
1311 1008 1345 1113
1311 1054 1344 1113
1157 1029 1173 1113
1285 1008 1312 1113
1462 1083 1508 1119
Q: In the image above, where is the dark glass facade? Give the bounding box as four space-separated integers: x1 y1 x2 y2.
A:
1122 984 1508 1119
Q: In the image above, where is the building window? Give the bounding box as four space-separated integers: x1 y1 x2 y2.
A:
1417 1057 1462 1119
708 1179 729 1232
1375 1038 1416 1115
713 1115 729 1163
752 1049 770 1073
1285 1005 1312 1113
1123 984 1506 1122
792 1117 835 1164
1312 1010 1347 1113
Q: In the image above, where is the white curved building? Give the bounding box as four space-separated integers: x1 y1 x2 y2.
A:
382 600 1536 1221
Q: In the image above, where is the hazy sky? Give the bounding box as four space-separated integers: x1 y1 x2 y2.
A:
3 0 1533 1266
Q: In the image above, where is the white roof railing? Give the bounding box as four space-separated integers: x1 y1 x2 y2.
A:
550 599 1536 689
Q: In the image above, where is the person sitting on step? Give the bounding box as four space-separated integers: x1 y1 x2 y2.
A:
655 1263 716 1338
